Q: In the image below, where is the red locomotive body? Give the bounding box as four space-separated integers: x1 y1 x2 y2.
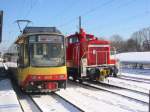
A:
66 28 118 82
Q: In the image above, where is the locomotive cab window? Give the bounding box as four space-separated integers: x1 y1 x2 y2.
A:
68 36 79 44
86 35 93 41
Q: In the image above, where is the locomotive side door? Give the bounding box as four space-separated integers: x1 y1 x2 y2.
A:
66 36 80 68
66 35 81 80
66 37 73 67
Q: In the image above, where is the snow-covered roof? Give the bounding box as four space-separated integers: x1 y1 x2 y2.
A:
116 52 150 64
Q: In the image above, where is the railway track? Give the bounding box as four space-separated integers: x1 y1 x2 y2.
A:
54 93 84 112
57 81 148 112
69 80 149 105
9 68 82 112
30 93 83 112
18 94 43 112
118 75 150 84
107 76 150 94
15 88 83 112
14 85 83 112
89 79 148 95
13 85 43 112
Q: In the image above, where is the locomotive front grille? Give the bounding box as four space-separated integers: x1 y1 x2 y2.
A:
87 50 110 66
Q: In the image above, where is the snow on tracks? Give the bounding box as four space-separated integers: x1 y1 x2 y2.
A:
0 79 23 112
30 94 82 112
56 81 148 112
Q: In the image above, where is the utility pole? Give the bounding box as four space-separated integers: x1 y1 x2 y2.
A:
79 16 81 32
0 11 3 43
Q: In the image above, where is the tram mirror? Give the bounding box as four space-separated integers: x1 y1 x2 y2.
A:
17 56 25 68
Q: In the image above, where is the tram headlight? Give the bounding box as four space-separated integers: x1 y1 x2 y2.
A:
31 75 42 80
31 76 37 80
44 76 52 80
59 75 65 79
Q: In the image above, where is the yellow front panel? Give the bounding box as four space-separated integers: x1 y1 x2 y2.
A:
17 66 67 83
29 66 67 75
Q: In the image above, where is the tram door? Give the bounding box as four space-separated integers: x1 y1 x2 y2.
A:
17 43 29 83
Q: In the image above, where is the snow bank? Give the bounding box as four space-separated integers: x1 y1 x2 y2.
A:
116 52 150 64
0 79 23 112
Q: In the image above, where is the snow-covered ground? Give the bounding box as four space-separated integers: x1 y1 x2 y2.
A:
107 76 150 92
31 94 81 112
105 67 150 93
86 80 149 103
0 79 23 112
16 92 42 112
0 52 150 112
121 68 150 78
109 52 150 93
0 62 22 112
57 82 148 112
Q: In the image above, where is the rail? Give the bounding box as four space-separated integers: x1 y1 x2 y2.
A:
69 80 148 105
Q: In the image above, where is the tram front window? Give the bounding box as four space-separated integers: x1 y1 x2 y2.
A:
29 36 65 67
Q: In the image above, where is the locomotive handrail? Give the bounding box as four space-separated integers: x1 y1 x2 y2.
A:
72 46 80 66
72 47 75 64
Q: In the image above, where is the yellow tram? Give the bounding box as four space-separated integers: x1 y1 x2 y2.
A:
14 27 67 92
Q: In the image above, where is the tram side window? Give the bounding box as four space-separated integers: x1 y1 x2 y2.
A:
18 44 24 67
24 44 29 67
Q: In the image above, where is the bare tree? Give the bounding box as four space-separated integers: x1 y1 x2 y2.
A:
109 34 125 53
126 38 140 52
130 32 142 51
130 27 150 51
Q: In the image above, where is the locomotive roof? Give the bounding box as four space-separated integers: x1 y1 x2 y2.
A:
23 27 62 34
67 33 110 44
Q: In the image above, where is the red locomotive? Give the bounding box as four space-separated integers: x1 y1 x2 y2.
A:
66 28 118 82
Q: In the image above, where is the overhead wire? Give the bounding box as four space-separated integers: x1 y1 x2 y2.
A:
88 0 150 34
59 0 150 35
54 0 79 20
105 0 150 32
87 0 137 31
1 0 39 52
24 0 39 19
58 0 116 28
84 0 137 31
81 0 115 17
